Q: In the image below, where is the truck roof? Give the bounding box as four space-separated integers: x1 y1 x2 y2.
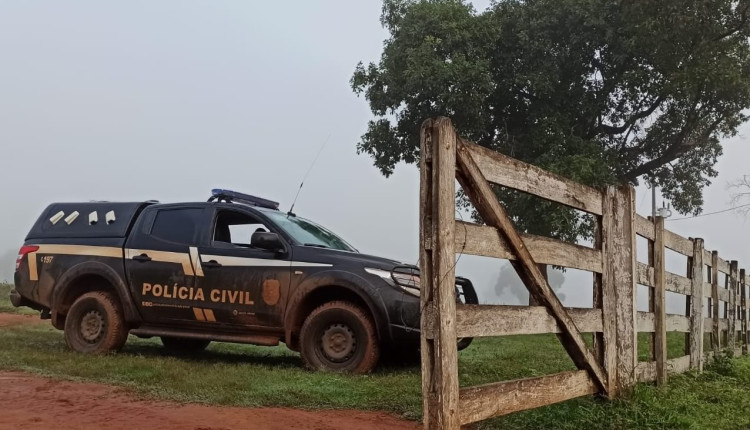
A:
26 202 154 240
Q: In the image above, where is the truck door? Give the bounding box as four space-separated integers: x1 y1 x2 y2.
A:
124 205 207 325
193 206 292 328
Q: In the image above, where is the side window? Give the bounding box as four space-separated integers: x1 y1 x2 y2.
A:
213 210 269 247
151 208 202 244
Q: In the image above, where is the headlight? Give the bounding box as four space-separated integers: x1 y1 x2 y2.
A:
365 267 420 297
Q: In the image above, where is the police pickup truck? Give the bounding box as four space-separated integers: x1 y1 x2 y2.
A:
11 189 477 373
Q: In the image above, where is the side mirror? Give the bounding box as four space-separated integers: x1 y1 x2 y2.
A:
251 231 285 253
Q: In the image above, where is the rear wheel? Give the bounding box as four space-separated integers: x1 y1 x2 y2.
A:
299 301 379 374
160 337 210 353
64 291 128 354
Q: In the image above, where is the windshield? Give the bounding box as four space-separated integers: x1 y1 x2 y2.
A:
260 209 357 252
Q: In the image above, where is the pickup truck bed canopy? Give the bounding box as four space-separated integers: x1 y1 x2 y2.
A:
26 202 154 240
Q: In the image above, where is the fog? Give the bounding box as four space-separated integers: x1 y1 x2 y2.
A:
1 1 748 317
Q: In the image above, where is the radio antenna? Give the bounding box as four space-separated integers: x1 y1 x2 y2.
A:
288 133 331 216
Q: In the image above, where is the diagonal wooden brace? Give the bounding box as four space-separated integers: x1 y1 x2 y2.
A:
455 138 610 396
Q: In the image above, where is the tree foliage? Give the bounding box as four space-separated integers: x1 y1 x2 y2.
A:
352 0 750 239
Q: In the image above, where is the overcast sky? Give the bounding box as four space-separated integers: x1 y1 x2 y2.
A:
1 1 748 311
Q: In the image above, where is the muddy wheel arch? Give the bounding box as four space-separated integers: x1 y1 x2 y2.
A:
51 261 141 323
284 271 389 351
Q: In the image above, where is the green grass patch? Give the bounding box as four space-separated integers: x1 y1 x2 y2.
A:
0 305 748 428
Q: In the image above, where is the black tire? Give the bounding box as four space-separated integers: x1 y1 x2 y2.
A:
64 291 128 354
299 301 380 374
160 337 210 353
457 277 479 351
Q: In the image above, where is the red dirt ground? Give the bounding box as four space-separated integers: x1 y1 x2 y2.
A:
0 313 420 430
0 313 44 327
0 371 420 430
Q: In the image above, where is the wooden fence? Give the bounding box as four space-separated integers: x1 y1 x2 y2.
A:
418 117 749 429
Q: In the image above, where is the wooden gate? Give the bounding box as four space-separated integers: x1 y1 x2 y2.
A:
418 117 749 429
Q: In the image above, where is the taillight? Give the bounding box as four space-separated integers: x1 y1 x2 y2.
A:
16 245 39 271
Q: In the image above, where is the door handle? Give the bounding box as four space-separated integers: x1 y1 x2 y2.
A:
132 254 152 262
202 260 222 269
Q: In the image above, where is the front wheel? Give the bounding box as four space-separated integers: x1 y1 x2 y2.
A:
64 291 128 354
299 301 380 374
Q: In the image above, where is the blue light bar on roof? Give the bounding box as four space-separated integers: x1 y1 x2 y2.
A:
210 189 280 210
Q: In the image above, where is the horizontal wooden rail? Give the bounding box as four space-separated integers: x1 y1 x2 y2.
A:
635 356 692 382
635 263 691 295
455 221 602 273
637 312 690 333
423 305 603 338
458 370 597 425
716 257 731 274
663 230 693 257
704 318 730 332
718 288 731 303
462 140 603 215
635 214 654 240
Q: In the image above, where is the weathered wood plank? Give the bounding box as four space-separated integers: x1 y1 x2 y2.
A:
689 239 705 370
636 263 691 295
599 189 618 395
716 257 730 275
604 185 638 394
653 217 667 385
419 118 460 430
637 312 690 333
718 287 731 303
729 261 738 348
463 141 604 215
666 273 692 296
455 221 602 273
418 120 436 429
703 250 713 267
667 355 691 374
636 262 653 286
423 305 603 338
636 356 690 382
636 361 656 383
458 371 597 425
663 229 693 257
637 312 654 332
668 315 691 332
635 214 654 240
741 269 748 355
456 138 610 396
711 251 720 351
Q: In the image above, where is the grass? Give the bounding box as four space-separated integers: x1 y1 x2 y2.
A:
1 282 748 429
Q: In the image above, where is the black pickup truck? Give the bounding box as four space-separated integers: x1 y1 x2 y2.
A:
11 189 477 373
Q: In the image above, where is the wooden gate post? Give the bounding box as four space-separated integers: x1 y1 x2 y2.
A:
602 185 637 392
689 238 705 370
729 261 738 349
741 269 748 355
419 118 460 430
653 217 667 385
711 251 720 352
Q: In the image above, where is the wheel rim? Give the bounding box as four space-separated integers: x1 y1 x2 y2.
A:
320 323 356 363
80 310 105 343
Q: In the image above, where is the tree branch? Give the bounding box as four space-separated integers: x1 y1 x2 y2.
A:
597 96 663 135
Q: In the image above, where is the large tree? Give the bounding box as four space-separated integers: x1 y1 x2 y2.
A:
352 0 750 240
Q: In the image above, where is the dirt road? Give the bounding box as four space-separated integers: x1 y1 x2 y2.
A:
0 314 419 430
0 371 420 430
0 313 44 327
